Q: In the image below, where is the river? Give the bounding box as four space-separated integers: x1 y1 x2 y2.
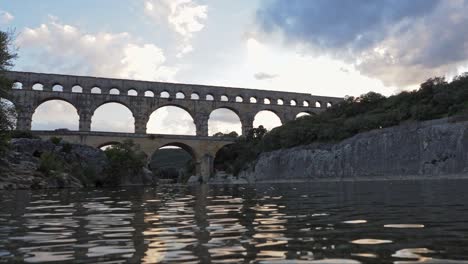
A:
1 180 468 263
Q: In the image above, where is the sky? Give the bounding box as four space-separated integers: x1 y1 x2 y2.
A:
2 0 468 134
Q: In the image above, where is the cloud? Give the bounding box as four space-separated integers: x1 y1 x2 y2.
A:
254 72 278 80
16 19 178 81
255 0 468 87
0 10 13 24
144 0 207 57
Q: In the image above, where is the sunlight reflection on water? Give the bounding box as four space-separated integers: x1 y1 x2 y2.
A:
1 180 468 263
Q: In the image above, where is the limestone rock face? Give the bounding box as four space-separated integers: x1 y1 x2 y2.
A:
0 138 107 189
241 119 468 181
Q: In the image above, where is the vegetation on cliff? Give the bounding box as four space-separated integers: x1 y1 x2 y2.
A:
0 30 17 153
216 74 468 175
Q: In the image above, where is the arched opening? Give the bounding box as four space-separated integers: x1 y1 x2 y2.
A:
149 143 196 184
98 142 121 151
208 108 242 136
253 110 282 131
91 102 134 133
277 99 284 105
220 95 229 102
296 112 312 119
12 82 22 90
145 91 155 97
0 98 17 130
303 101 310 107
235 96 243 103
147 106 196 135
91 87 101 94
32 99 79 131
72 85 83 93
32 83 43 91
264 98 271 105
290 100 297 106
176 92 185 99
191 93 200 100
52 84 63 92
327 102 333 108
128 89 138 96
160 91 170 98
250 97 257 103
206 94 214 101
110 88 120 95
315 101 322 108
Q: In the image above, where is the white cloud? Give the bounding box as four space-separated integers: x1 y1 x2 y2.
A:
16 19 178 81
144 0 207 57
0 10 13 25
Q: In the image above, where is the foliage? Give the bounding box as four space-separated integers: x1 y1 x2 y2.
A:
103 140 147 185
216 74 468 175
9 130 38 139
0 31 18 154
213 131 239 138
61 142 72 153
50 137 63 145
38 152 64 177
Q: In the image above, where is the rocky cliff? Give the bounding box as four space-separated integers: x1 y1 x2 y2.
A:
0 138 153 189
240 118 468 182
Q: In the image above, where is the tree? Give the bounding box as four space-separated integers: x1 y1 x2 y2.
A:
0 30 18 153
103 140 147 185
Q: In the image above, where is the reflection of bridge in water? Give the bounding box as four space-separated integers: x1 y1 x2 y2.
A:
5 71 343 178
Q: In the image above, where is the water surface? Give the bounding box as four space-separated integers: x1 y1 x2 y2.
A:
1 180 468 263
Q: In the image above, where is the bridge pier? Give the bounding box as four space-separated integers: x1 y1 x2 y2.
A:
78 110 92 132
195 113 209 137
241 115 254 136
134 115 148 134
16 108 33 131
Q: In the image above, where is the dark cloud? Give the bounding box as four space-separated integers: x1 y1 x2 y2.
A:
254 72 278 80
255 0 468 87
257 0 439 52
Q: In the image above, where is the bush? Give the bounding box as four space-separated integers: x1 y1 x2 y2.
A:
50 137 62 145
103 140 147 185
38 152 64 176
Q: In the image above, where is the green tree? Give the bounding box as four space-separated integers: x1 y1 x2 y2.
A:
0 31 18 153
103 140 147 185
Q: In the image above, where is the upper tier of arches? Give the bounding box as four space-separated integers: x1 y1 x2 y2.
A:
7 71 342 109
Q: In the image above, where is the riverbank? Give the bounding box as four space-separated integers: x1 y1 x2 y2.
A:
240 118 468 182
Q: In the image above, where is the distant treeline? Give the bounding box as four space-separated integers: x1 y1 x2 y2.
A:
215 74 468 175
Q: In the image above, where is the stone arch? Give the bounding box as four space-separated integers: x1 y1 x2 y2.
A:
208 107 242 136
264 98 271 105
235 96 243 103
32 99 79 131
176 92 185 99
144 91 155 97
12 81 23 90
32 83 43 91
290 99 297 106
109 88 120 95
147 105 196 135
315 101 322 108
220 95 229 102
277 99 284 105
250 97 257 103
206 94 214 101
91 87 101 94
326 102 333 108
191 93 200 100
149 142 197 182
72 85 83 93
91 102 135 133
97 141 121 150
128 89 138 96
296 112 313 119
303 100 310 107
253 110 282 131
160 91 170 98
52 84 63 92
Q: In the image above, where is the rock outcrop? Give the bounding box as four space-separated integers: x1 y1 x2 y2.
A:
240 118 468 182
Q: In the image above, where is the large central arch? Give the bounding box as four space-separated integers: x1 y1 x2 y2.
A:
91 102 135 133
208 108 242 136
147 106 196 135
149 142 197 183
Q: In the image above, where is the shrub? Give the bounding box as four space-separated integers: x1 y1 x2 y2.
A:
103 140 147 185
38 152 64 176
50 137 62 145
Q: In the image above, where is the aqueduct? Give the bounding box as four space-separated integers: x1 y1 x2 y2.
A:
4 71 343 179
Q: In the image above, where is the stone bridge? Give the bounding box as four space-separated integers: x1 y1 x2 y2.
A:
4 71 343 179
